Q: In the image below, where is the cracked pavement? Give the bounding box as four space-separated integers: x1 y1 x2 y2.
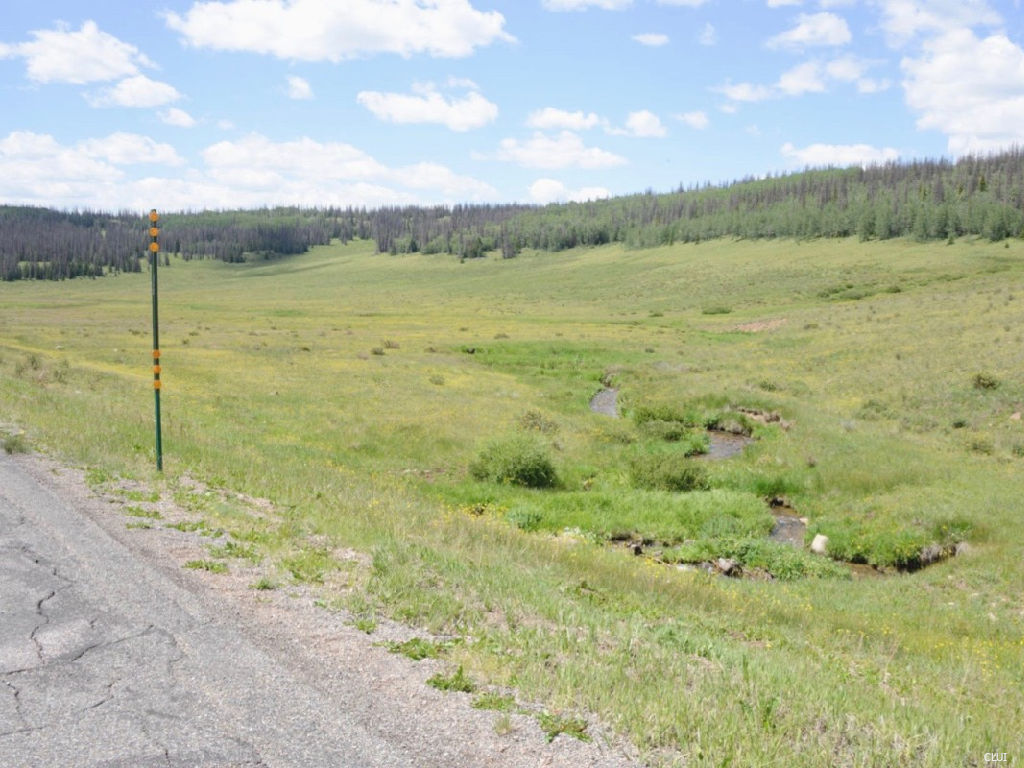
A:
0 453 637 768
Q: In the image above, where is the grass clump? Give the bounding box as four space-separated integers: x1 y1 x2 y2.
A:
387 636 450 661
281 548 335 584
536 712 590 743
469 436 558 488
629 453 709 492
184 559 228 574
426 665 475 693
2 432 28 454
972 372 1000 389
472 692 518 712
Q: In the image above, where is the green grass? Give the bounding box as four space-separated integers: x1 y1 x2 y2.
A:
2 237 1023 766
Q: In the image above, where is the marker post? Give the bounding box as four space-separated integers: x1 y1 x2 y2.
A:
148 210 163 471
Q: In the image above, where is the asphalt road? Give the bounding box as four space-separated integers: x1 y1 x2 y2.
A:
0 454 634 768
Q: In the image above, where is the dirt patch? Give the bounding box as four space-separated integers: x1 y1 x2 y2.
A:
732 318 787 333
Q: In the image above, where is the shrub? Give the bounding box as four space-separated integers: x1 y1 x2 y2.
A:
629 454 709 492
427 666 475 693
518 410 558 434
469 436 559 488
2 432 28 455
701 305 732 315
972 372 999 390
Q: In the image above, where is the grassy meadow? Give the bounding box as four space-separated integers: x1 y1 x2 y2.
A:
1 236 1022 765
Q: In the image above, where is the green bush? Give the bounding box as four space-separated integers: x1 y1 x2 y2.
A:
469 436 559 488
2 432 28 455
629 454 709 492
640 420 709 453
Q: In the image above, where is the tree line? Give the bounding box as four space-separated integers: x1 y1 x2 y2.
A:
2 149 1023 281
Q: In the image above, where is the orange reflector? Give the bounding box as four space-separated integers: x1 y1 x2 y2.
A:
154 380 162 390
149 227 159 237
153 365 161 374
152 350 160 359
149 210 159 222
149 242 159 252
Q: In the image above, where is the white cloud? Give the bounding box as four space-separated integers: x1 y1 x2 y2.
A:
160 108 197 127
79 133 184 166
496 131 627 169
716 55 886 103
165 0 513 60
86 75 182 108
767 0 803 6
633 33 669 47
0 131 185 208
776 61 826 95
714 81 775 102
699 23 717 46
287 75 314 100
614 110 668 137
0 130 498 210
856 78 892 93
781 141 900 167
766 12 851 49
528 179 610 204
527 108 605 131
677 110 709 129
874 0 1001 47
657 0 710 5
357 81 498 131
0 20 153 84
827 55 891 93
901 29 1024 155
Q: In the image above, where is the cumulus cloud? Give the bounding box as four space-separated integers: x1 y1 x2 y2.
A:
0 131 185 208
287 76 314 100
781 141 900 167
776 61 827 95
86 75 182 108
0 130 498 210
901 29 1024 155
677 110 709 129
165 0 513 60
357 80 498 131
527 108 605 131
160 108 198 127
875 0 1001 47
496 131 627 169
714 81 775 103
528 179 610 204
633 33 669 46
78 133 184 166
0 20 153 84
766 12 851 49
613 110 668 137
699 23 717 46
716 55 886 103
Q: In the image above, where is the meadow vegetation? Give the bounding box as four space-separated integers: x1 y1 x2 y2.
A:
1 236 1022 765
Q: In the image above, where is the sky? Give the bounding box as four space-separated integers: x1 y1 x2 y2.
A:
1 0 1023 212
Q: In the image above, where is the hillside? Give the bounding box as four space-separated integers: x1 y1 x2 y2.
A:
1 235 1022 765
3 148 1024 280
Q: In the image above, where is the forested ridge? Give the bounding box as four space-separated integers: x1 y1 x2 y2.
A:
3 148 1024 281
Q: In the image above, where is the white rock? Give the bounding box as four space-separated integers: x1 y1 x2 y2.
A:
810 534 829 555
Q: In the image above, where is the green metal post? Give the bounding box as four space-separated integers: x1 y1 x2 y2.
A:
149 210 163 471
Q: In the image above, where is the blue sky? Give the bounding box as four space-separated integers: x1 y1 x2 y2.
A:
1 0 1023 211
